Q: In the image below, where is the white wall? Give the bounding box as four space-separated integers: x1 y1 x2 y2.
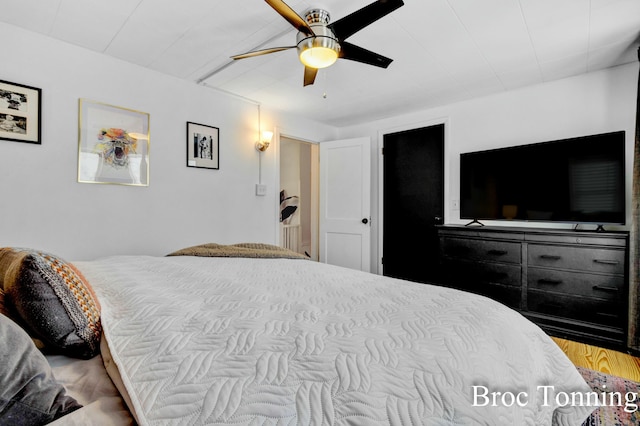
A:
0 23 337 260
338 63 638 272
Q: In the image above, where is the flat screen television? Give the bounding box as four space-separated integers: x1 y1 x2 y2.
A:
460 131 626 226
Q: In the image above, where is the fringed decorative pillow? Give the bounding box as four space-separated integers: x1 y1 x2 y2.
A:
0 248 101 359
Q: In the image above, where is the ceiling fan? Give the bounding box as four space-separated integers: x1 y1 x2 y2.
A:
231 0 405 86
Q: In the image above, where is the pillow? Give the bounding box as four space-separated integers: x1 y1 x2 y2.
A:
0 288 9 317
0 313 82 425
1 248 101 359
0 285 48 351
0 248 18 289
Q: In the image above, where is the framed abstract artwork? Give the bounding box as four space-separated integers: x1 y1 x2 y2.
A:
186 121 219 170
0 79 42 144
78 99 150 186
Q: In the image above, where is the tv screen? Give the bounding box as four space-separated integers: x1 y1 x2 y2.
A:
460 131 626 225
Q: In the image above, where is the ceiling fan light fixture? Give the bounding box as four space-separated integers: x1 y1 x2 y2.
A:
229 1 404 86
299 44 339 69
296 9 340 69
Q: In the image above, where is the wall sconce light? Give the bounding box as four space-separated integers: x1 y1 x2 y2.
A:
256 130 273 152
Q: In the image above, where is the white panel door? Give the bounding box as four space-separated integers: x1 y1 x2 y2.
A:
319 137 371 272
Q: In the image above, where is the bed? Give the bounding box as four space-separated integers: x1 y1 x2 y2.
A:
0 244 596 425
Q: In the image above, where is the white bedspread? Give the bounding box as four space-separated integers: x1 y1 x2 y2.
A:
75 255 594 425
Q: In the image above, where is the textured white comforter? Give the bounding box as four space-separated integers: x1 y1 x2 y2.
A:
75 255 595 425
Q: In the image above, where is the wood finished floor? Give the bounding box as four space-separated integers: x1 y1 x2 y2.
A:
552 337 640 382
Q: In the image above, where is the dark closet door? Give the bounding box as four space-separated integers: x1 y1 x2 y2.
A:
383 124 444 283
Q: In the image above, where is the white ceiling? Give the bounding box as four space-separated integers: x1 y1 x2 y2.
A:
2 0 639 127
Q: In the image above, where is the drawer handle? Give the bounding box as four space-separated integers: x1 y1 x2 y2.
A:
593 259 620 266
540 255 561 261
593 285 618 293
487 250 508 256
538 278 562 285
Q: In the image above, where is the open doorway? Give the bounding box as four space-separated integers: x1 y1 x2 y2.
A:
279 136 319 261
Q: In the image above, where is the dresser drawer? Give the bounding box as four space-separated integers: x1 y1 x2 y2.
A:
441 237 521 264
527 268 624 301
442 259 521 288
527 244 625 274
527 291 625 328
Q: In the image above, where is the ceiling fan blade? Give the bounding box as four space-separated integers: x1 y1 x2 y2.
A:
329 0 404 41
303 67 318 86
265 0 315 36
339 41 393 68
231 46 295 60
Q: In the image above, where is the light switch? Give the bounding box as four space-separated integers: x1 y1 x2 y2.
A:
256 184 267 196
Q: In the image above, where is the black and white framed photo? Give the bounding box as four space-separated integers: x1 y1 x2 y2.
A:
187 121 219 170
0 79 42 144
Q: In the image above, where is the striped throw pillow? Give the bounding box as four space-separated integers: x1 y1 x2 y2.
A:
0 247 101 359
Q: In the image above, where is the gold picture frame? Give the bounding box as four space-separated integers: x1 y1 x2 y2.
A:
78 99 150 186
0 79 42 144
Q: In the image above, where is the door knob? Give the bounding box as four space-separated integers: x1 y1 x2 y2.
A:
362 218 369 224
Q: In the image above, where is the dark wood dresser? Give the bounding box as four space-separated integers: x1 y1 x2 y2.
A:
437 225 629 350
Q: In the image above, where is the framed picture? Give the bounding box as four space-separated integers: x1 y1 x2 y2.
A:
0 79 42 144
187 121 219 170
78 99 150 186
